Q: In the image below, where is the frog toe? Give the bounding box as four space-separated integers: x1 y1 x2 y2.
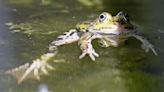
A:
89 53 96 61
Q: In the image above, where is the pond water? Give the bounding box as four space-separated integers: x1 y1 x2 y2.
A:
0 0 164 92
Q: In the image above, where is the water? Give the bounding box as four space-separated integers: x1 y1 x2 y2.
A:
0 0 164 92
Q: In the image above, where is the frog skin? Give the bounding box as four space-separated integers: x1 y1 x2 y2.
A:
75 11 157 59
6 11 158 83
48 12 119 61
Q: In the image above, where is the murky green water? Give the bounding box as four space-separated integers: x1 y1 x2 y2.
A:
0 0 164 92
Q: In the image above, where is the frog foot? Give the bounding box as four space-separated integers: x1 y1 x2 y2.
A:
6 53 56 84
141 41 158 56
129 34 158 56
20 53 56 83
79 42 99 61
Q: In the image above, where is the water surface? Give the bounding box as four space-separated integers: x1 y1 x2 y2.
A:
0 0 164 92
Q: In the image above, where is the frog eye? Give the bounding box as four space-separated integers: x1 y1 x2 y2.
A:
99 12 112 23
99 14 107 22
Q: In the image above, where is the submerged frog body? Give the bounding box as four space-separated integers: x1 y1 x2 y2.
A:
6 11 158 83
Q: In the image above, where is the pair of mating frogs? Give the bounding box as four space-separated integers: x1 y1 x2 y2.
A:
6 11 158 83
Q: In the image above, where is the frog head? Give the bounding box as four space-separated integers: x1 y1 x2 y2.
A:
76 12 117 32
91 12 117 30
76 11 133 35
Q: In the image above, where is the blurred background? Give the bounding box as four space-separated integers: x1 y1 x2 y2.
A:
0 0 164 92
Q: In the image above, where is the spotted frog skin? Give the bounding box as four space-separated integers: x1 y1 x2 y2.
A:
6 11 158 83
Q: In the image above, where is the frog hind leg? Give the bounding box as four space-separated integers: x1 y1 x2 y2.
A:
98 38 111 47
49 29 81 52
101 35 120 47
6 29 82 84
128 32 158 56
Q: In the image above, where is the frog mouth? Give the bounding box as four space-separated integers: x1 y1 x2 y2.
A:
88 27 120 36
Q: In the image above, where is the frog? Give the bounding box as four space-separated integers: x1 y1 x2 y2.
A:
71 11 157 60
6 11 158 83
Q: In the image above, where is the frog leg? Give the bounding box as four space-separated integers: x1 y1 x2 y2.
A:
49 29 81 50
78 32 103 61
79 29 120 60
79 41 99 61
21 29 82 82
98 38 111 47
6 29 82 83
102 35 120 47
6 52 56 84
127 32 158 56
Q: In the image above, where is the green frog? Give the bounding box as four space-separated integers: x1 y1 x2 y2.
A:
72 11 157 60
6 11 158 83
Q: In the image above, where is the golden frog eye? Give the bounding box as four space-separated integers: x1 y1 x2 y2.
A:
99 12 112 23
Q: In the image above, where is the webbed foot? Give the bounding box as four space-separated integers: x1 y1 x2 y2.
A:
130 34 158 56
141 41 158 56
79 42 99 61
6 53 55 84
20 54 55 83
